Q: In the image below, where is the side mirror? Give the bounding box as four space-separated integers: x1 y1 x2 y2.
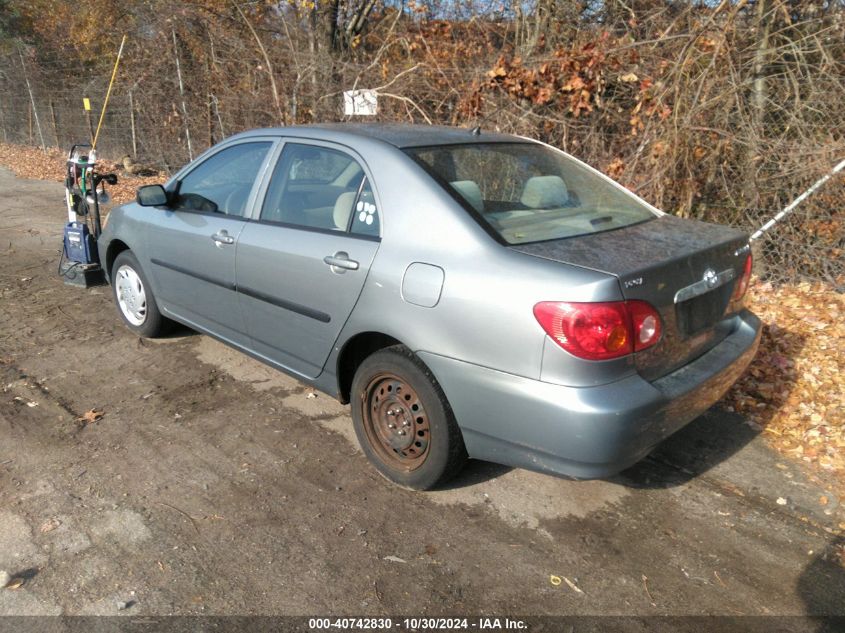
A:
136 184 168 207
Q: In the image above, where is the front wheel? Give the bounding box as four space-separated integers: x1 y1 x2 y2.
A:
351 346 467 490
111 250 169 337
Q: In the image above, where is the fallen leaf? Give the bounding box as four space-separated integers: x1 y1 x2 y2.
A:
6 578 24 590
78 409 103 424
383 555 406 564
641 574 656 605
40 518 61 533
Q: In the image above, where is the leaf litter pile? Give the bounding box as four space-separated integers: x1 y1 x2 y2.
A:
0 143 163 209
0 143 842 498
723 281 845 496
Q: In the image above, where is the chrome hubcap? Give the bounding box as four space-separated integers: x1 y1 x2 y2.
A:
115 265 147 326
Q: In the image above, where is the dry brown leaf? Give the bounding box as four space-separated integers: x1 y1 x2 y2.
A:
40 518 61 533
78 409 103 424
6 578 24 590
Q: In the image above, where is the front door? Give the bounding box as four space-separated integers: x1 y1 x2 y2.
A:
236 141 381 378
145 140 274 345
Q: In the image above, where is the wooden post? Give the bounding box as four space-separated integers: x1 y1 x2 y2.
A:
0 96 7 142
85 109 95 145
211 93 225 138
49 99 59 147
128 91 138 158
172 27 193 161
206 93 214 147
19 48 46 150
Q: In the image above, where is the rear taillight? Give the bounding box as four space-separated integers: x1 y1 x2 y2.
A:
731 253 752 302
533 300 662 361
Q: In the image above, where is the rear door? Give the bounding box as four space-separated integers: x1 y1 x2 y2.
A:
145 139 275 345
235 140 381 378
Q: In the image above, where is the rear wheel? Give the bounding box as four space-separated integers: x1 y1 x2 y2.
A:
351 346 467 490
111 250 169 337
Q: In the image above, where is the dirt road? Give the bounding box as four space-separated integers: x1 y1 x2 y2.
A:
0 168 843 621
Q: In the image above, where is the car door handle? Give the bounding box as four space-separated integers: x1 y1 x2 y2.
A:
323 252 359 272
211 230 235 246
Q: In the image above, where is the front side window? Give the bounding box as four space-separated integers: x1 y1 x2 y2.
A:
405 143 655 244
260 143 372 233
174 142 272 217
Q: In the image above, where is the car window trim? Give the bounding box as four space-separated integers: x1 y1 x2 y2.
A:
345 174 368 233
166 138 279 220
242 215 381 243
253 138 383 240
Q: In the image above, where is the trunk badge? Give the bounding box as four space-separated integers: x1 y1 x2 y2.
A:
674 267 736 303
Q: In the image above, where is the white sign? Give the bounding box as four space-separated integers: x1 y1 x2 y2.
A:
343 90 378 116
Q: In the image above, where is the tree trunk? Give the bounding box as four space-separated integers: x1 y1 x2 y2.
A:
745 0 772 210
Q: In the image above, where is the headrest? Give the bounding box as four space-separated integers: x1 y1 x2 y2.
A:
520 176 569 209
333 191 357 230
450 180 484 212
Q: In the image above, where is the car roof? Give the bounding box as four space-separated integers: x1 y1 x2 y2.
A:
235 123 525 149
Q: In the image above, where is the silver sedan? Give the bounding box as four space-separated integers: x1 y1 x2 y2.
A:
98 124 761 489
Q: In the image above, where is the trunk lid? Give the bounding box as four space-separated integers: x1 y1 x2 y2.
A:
512 215 750 381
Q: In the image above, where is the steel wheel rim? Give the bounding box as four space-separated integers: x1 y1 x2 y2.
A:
362 373 431 471
115 264 147 326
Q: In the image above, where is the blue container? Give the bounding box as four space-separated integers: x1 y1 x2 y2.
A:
63 222 98 264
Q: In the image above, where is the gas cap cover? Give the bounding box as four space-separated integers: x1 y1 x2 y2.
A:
401 263 444 308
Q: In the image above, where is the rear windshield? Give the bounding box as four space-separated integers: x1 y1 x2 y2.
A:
405 142 656 245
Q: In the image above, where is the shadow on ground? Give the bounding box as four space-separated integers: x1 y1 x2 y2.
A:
618 321 808 490
616 408 759 489
438 460 513 490
159 322 200 339
799 535 845 631
431 407 759 491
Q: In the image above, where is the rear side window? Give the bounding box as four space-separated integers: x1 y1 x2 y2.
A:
406 143 655 244
260 143 376 235
174 142 271 217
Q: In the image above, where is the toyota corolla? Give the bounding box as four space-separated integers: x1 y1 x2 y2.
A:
98 124 761 489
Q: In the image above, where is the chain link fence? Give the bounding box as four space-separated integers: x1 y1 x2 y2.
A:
0 11 842 288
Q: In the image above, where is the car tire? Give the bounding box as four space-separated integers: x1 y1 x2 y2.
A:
351 345 467 490
111 250 169 338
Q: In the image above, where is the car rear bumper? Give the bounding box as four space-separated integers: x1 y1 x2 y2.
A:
418 309 761 479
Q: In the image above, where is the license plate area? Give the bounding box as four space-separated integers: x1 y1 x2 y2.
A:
675 285 732 336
